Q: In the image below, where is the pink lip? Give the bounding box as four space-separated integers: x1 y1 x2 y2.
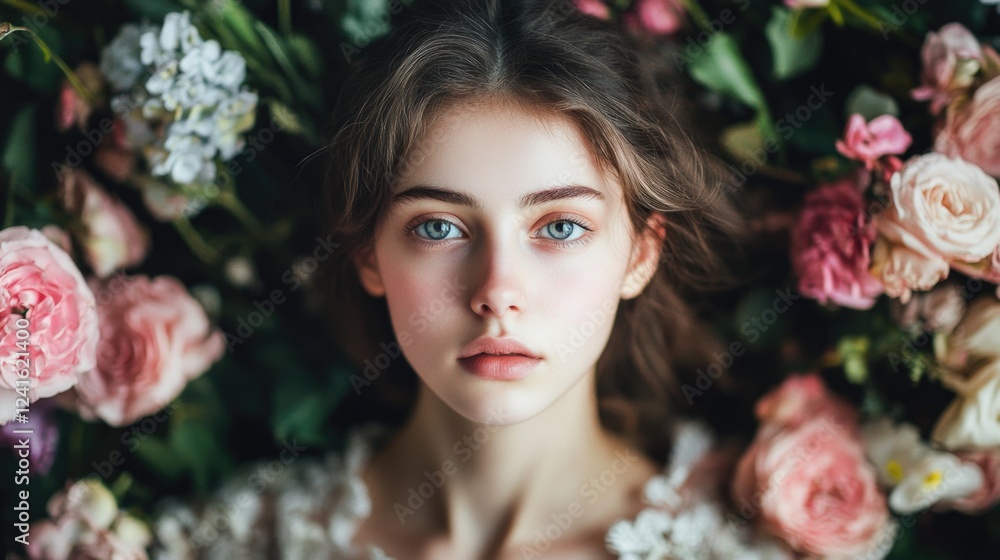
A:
457 353 542 380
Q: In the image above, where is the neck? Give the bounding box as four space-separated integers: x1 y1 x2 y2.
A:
369 368 653 556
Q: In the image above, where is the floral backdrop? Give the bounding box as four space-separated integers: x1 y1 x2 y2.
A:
1 0 999 558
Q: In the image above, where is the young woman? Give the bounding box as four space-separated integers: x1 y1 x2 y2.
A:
151 1 790 558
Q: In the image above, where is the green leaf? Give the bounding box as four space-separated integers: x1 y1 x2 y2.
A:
135 437 187 481
844 84 900 120
720 120 766 163
287 33 323 79
122 0 182 21
169 420 227 492
271 389 332 446
202 0 271 67
688 32 764 111
789 5 828 38
253 21 322 110
766 7 823 80
340 0 394 46
2 103 37 191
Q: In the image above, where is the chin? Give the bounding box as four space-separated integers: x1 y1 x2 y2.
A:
429 382 556 426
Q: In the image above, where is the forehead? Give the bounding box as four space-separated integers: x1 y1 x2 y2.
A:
391 99 617 203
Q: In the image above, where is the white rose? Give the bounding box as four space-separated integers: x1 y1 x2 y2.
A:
934 295 1000 379
889 153 1000 263
932 361 1000 450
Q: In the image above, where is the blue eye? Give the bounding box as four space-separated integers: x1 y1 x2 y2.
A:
541 220 585 242
406 216 593 248
413 219 461 241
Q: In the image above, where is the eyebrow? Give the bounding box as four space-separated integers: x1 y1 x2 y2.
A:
391 184 606 212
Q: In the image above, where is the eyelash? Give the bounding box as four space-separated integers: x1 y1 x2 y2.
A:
405 215 595 249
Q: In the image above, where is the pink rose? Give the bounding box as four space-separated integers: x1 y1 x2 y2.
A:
791 177 884 310
938 450 1000 514
754 372 859 432
934 77 1000 177
58 170 149 279
912 23 985 115
573 0 610 19
55 63 104 133
72 275 225 427
732 417 891 559
623 0 685 37
836 114 912 170
0 227 100 424
886 153 1000 263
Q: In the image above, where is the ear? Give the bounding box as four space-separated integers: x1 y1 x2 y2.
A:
353 245 386 297
620 213 667 300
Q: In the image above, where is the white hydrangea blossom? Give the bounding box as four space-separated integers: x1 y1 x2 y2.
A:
100 22 158 91
101 10 258 189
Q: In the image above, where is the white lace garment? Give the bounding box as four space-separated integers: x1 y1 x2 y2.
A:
148 422 792 559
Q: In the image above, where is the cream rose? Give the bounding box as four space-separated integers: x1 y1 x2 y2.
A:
869 237 949 305
932 361 1000 450
934 294 1000 378
888 153 1000 263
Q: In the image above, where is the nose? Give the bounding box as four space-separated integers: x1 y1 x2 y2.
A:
468 232 526 319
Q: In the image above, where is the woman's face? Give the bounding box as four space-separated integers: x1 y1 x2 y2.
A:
355 98 663 425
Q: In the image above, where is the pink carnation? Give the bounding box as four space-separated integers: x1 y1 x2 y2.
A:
835 114 912 170
622 0 685 36
72 275 225 426
734 377 890 558
791 177 884 310
912 23 985 115
0 227 100 424
934 76 1000 178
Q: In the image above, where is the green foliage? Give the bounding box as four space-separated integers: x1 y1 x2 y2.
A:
766 7 824 80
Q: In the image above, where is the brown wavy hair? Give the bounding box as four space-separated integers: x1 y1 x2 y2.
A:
314 0 746 463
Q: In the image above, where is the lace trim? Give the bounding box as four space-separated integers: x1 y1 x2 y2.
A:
151 421 788 560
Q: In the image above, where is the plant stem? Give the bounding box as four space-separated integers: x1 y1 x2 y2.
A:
0 25 96 103
680 0 711 31
215 189 269 244
173 216 220 265
278 0 291 35
0 0 44 15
